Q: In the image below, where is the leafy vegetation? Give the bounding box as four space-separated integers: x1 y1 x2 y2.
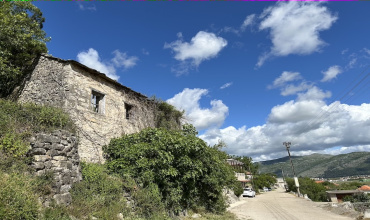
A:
0 99 74 161
153 98 184 130
253 173 277 191
286 177 328 202
0 2 49 97
343 193 370 203
103 124 238 215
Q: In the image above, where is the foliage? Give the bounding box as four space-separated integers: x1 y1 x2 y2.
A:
231 181 244 197
253 173 277 191
286 177 328 202
0 99 74 159
152 98 184 130
68 163 129 219
0 171 43 220
0 2 49 97
103 124 236 215
335 181 363 190
343 193 370 203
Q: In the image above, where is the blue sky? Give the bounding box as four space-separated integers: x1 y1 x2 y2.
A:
34 2 370 161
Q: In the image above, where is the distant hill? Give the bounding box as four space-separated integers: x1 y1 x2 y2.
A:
257 152 370 178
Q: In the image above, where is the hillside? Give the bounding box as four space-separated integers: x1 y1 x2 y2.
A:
257 152 370 178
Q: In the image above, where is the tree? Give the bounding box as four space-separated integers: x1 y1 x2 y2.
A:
103 124 237 214
0 2 49 97
286 177 328 202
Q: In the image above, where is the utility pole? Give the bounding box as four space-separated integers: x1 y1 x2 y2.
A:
283 142 301 197
281 167 287 191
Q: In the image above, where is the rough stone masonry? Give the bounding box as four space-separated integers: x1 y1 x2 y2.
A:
29 129 82 206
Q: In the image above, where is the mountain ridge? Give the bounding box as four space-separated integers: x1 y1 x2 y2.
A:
257 152 370 178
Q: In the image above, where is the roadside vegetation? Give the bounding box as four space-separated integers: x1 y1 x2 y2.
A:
286 177 369 202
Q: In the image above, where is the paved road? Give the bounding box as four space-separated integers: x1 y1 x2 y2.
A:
228 188 354 220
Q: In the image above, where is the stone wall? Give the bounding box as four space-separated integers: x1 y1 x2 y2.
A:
19 55 157 163
29 130 82 206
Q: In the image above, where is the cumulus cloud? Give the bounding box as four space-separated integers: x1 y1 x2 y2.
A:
257 2 337 67
200 99 370 161
166 88 229 130
198 72 369 161
321 65 342 82
77 48 118 80
164 31 227 74
269 71 302 89
220 82 233 89
77 48 138 80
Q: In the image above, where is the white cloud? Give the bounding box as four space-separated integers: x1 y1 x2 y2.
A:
77 2 96 11
269 71 302 88
281 82 313 96
321 65 342 82
257 2 337 67
167 88 229 130
200 98 370 161
77 48 138 80
240 14 256 31
77 48 118 80
112 50 138 69
220 82 233 89
164 31 227 73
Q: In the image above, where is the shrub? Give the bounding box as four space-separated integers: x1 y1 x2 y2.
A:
104 125 236 215
68 163 128 219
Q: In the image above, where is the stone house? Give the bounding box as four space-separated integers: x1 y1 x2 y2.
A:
16 54 157 163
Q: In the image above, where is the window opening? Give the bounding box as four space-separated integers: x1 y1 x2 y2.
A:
125 103 132 119
91 91 105 114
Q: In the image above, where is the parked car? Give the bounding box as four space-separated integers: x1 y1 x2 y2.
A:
263 187 269 192
242 188 256 197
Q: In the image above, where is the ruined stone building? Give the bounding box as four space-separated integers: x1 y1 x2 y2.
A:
17 54 157 163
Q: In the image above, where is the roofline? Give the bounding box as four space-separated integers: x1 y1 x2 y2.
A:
40 54 149 100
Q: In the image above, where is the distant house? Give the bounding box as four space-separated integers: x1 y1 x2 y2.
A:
16 54 158 163
226 159 251 187
358 185 370 194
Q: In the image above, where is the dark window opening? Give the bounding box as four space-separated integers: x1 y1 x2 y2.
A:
125 103 132 119
91 91 105 114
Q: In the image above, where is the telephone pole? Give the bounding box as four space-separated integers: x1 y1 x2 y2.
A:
283 142 301 197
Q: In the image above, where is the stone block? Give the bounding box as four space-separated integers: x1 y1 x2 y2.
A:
51 143 64 151
53 156 67 161
44 143 51 150
53 193 72 206
47 149 59 157
36 170 45 176
31 148 46 155
34 142 44 148
33 162 45 170
44 161 53 169
61 140 68 146
34 155 51 162
60 185 71 194
67 161 73 169
62 173 71 184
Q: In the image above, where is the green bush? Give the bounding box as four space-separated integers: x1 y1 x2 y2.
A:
104 125 236 215
231 181 244 197
68 163 128 219
286 177 328 202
